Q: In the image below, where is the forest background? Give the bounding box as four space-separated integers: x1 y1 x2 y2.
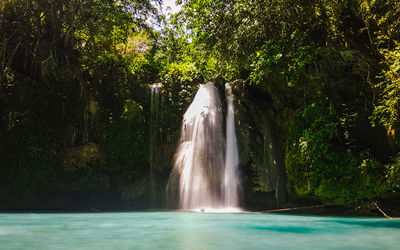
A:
0 0 399 213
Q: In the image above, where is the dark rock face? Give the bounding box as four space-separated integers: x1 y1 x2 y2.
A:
232 80 288 209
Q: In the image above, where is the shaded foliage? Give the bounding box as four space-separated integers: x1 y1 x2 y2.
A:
0 0 160 208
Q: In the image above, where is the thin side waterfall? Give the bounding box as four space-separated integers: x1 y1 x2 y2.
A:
223 83 240 207
171 82 241 211
150 83 161 201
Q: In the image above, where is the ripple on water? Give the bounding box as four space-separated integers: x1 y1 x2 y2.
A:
250 225 316 233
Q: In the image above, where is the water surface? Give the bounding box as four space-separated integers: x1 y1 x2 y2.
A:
0 212 399 249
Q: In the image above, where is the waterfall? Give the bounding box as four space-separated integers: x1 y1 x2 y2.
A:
223 83 240 207
150 83 162 201
171 82 241 211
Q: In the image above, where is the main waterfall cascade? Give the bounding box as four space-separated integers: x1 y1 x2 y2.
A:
171 82 241 211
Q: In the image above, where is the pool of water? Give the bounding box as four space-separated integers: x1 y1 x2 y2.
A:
0 211 399 249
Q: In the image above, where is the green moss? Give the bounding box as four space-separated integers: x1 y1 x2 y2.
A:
61 143 105 171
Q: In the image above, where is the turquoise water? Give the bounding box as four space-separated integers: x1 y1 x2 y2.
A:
0 212 399 249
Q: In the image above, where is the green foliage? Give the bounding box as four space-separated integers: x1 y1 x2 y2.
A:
386 154 400 190
162 62 200 83
250 41 319 88
366 0 400 144
98 99 147 184
286 102 388 204
0 0 160 206
371 44 400 139
154 23 217 82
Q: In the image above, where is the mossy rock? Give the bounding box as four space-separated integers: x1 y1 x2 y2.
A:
61 142 105 172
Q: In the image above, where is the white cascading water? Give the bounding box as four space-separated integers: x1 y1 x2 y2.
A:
171 82 241 211
223 83 240 208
